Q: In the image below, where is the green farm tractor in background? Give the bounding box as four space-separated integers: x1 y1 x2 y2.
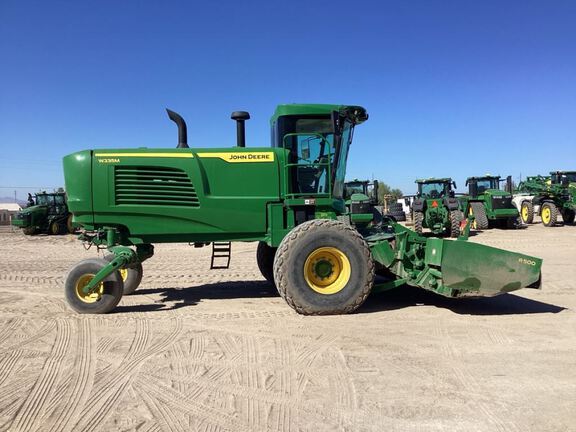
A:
11 191 74 235
514 171 576 226
61 104 542 315
460 175 519 230
343 179 381 225
411 178 463 238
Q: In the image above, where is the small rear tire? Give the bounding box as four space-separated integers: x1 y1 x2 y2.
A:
520 201 534 224
65 258 124 314
541 202 558 227
273 219 374 315
67 214 75 233
256 242 276 285
104 254 143 295
50 221 65 235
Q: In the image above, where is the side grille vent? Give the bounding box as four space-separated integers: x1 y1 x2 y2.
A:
115 166 199 207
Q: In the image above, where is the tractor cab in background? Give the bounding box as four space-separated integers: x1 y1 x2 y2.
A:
12 191 73 235
343 179 380 225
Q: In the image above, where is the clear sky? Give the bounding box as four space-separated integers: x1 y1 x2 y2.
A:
1 0 575 200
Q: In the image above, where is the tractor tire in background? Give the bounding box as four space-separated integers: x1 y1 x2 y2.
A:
104 254 143 295
561 209 575 224
67 214 75 233
65 258 124 314
256 241 276 284
506 216 521 229
23 227 36 235
50 221 65 235
469 202 489 230
448 210 462 238
273 219 374 315
413 211 424 234
541 202 558 227
520 201 534 224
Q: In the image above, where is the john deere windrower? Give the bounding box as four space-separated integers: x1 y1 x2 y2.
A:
62 104 542 315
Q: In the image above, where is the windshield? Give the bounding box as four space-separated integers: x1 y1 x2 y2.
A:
419 182 448 198
559 173 576 183
35 195 51 206
333 121 353 199
345 182 367 197
475 178 499 193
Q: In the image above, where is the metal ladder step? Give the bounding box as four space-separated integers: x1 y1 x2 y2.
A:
210 242 231 269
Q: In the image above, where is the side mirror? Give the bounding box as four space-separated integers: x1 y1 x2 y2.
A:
452 181 457 189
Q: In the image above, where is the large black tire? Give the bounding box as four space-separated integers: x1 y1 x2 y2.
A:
65 258 124 314
469 202 489 230
104 254 143 295
561 209 575 224
448 210 462 238
256 242 276 284
50 221 65 235
520 201 534 224
23 226 37 235
273 219 374 315
541 202 558 227
413 211 424 234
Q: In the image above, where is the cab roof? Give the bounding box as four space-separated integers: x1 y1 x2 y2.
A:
466 175 501 181
270 104 368 125
415 178 453 184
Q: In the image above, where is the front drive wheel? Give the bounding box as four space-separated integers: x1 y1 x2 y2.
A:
448 210 462 238
413 211 424 234
104 254 143 295
273 219 374 315
541 202 558 227
65 258 124 314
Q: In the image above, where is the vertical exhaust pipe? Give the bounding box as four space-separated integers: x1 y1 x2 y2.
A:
166 109 189 148
506 175 513 193
231 111 250 147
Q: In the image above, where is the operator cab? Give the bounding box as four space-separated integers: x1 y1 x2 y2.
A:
416 178 456 199
466 176 501 197
270 105 368 199
550 171 576 186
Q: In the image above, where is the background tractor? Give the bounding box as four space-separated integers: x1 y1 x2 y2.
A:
11 191 74 235
513 171 576 226
61 104 541 315
343 179 382 225
410 178 462 237
460 175 519 229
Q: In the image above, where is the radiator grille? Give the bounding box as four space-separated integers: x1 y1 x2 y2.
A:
491 196 513 210
114 166 199 207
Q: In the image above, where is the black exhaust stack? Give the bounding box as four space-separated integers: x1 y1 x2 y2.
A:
166 109 189 148
231 111 250 147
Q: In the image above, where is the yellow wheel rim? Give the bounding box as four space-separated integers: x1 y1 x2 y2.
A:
521 205 528 221
119 268 128 281
304 247 351 295
468 207 477 229
75 274 104 303
542 207 551 224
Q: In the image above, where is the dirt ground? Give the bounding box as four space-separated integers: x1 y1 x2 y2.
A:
0 221 574 432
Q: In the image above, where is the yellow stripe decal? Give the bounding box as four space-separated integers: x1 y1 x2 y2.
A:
197 152 275 163
94 152 193 158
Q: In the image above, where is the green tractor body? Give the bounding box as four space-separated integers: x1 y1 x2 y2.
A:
61 104 542 315
460 176 519 229
411 178 463 238
344 179 379 224
515 171 576 226
11 192 72 235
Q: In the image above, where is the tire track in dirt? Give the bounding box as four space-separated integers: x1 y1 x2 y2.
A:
434 322 521 432
45 318 97 432
0 319 22 346
0 350 23 388
138 383 189 432
71 317 182 432
0 320 57 355
9 319 72 432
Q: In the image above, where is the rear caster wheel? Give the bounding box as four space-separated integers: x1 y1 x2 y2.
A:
104 254 143 295
65 258 123 314
256 242 276 285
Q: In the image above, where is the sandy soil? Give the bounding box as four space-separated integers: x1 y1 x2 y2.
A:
0 222 574 432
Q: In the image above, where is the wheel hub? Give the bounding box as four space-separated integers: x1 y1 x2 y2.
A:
304 247 351 295
75 274 103 303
